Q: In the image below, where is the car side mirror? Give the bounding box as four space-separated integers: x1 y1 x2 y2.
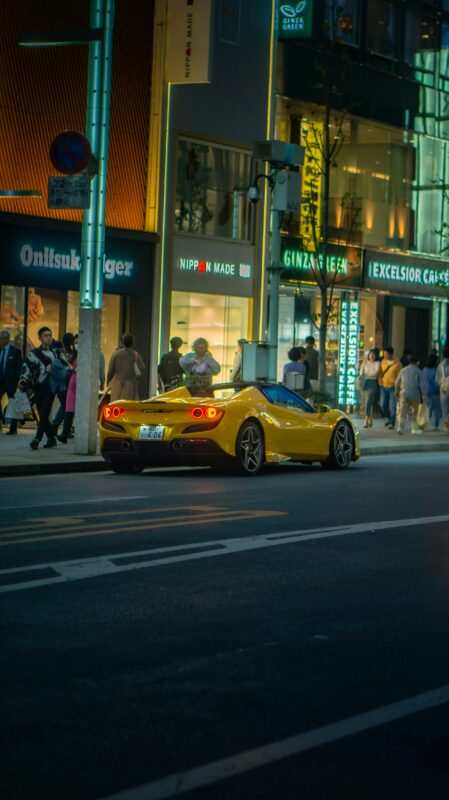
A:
317 403 331 414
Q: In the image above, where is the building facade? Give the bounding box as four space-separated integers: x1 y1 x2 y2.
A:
274 0 449 397
0 0 157 383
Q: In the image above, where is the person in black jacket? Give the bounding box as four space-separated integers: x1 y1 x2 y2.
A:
0 329 23 434
18 326 70 450
157 337 185 392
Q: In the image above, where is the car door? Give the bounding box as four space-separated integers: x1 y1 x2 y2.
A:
262 385 331 459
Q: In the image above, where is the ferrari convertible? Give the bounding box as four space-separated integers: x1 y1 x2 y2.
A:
99 382 360 475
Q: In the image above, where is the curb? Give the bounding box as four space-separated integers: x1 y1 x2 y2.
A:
1 443 448 476
361 442 449 456
0 460 106 478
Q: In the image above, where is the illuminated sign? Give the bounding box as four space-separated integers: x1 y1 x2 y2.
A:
172 236 254 297
19 244 134 281
278 1 314 39
282 248 348 274
281 238 361 286
177 257 251 278
365 250 449 298
338 296 359 407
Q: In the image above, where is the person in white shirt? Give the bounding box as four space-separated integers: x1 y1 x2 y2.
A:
395 355 427 435
358 349 381 428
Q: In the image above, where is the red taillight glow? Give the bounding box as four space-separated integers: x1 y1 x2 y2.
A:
103 405 124 419
190 406 221 420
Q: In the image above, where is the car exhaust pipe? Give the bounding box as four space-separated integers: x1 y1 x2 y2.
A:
121 440 131 451
171 440 183 451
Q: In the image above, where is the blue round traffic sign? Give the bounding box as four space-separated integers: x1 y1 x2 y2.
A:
49 130 91 175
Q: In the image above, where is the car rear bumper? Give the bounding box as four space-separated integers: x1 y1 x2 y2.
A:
101 436 229 468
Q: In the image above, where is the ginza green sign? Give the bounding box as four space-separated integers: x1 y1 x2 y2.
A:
282 247 348 275
278 1 314 39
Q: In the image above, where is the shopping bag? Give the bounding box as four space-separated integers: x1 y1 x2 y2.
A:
417 402 429 430
5 396 22 420
14 389 32 416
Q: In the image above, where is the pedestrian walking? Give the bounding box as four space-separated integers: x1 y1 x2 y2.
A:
435 345 449 431
395 355 427 434
107 333 145 402
358 349 381 428
179 338 220 393
283 346 310 396
0 329 23 434
230 338 247 382
157 336 184 392
422 353 441 431
304 335 319 391
400 349 412 367
18 326 70 449
58 351 77 443
378 346 402 429
50 332 76 436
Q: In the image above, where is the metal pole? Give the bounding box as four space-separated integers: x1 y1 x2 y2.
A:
267 206 282 382
75 0 115 455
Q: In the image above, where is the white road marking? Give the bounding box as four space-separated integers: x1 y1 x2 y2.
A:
98 684 449 799
1 496 147 511
1 513 449 594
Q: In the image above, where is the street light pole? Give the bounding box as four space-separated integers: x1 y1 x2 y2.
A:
267 205 283 382
75 0 115 455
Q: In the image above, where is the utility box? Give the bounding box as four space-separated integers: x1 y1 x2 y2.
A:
272 170 301 213
241 342 271 382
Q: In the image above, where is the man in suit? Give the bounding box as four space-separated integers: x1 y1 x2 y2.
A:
0 329 23 434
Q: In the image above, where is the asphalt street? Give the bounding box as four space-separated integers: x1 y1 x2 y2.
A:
1 453 449 799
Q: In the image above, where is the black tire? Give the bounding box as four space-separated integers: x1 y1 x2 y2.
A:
109 461 144 474
233 420 265 476
323 420 354 470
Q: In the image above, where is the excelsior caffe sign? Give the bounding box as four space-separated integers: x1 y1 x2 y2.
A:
365 250 449 298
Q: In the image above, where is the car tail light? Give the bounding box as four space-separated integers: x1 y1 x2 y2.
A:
103 405 124 419
191 406 222 420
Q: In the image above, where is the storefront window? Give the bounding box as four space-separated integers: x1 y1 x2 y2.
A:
175 139 253 240
0 286 26 352
365 1 397 59
325 0 358 46
170 291 250 383
66 291 122 375
27 288 62 350
404 11 438 86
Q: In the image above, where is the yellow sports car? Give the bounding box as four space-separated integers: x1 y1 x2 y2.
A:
99 382 360 475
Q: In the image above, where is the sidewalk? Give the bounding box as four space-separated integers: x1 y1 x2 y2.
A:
1 417 448 477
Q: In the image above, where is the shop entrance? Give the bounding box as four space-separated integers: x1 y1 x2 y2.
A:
405 307 430 364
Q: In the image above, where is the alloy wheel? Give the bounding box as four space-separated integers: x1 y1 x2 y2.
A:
238 423 264 474
333 422 354 468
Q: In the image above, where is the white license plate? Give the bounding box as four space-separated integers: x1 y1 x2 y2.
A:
139 425 165 440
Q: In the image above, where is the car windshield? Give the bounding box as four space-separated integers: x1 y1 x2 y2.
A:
262 385 317 412
186 383 316 412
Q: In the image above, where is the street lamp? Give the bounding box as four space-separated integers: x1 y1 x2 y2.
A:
250 141 304 381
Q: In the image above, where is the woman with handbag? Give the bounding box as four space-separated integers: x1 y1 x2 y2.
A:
107 333 145 402
358 349 381 428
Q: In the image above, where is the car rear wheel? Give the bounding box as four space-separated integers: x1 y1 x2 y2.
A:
323 421 354 470
234 420 265 476
109 461 144 474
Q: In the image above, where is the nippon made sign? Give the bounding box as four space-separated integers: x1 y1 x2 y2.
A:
281 238 362 286
166 0 212 84
338 296 359 408
172 235 254 297
278 1 314 39
364 250 449 298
